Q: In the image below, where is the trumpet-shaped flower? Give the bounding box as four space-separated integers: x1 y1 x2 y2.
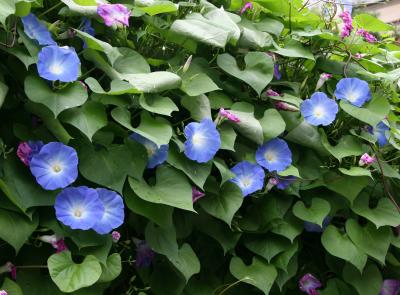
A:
17 140 43 166
380 279 400 295
21 13 56 45
300 92 338 126
37 45 80 82
230 161 265 197
129 133 168 169
97 4 131 27
192 187 205 203
359 153 375 166
370 121 390 147
299 273 322 295
184 118 221 163
55 186 105 230
92 188 125 234
29 142 78 190
334 77 371 107
256 138 292 172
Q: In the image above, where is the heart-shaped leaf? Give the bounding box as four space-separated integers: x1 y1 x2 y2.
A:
259 109 286 141
320 132 364 161
245 234 291 263
48 251 102 293
342 263 382 295
293 198 331 227
217 52 273 95
139 94 179 116
181 94 212 121
169 243 200 282
98 253 122 283
229 256 277 295
321 225 367 272
24 75 88 117
345 219 392 264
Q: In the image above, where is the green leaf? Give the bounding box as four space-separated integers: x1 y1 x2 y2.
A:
199 182 243 226
345 219 391 264
139 94 179 116
229 256 277 295
239 26 273 49
168 243 200 282
253 18 284 36
338 167 372 179
292 198 330 227
121 71 182 93
98 253 122 283
339 96 390 127
219 123 237 151
111 109 172 147
213 158 235 185
354 14 393 32
145 222 179 257
136 0 178 15
320 278 354 295
48 251 102 293
342 263 382 295
217 52 273 95
167 145 212 189
129 166 194 212
272 39 314 60
272 240 299 272
85 78 138 96
1 278 23 295
0 0 17 25
0 80 8 109
113 47 150 74
181 73 220 96
321 225 367 272
0 209 38 252
320 132 364 161
229 109 263 145
24 75 88 117
245 234 291 263
59 101 107 140
352 194 400 228
285 121 328 155
59 0 98 15
270 215 303 243
259 109 286 140
181 94 212 121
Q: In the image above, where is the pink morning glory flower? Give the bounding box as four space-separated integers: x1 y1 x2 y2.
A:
354 53 366 59
97 4 131 27
266 89 280 97
192 187 205 203
380 279 400 295
0 290 7 295
299 273 322 295
359 153 375 166
219 108 241 123
0 262 15 280
39 234 68 253
356 28 377 43
240 2 253 15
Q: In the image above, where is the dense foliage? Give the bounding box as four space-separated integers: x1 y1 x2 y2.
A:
0 0 400 294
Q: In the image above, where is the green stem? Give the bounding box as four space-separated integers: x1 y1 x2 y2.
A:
39 2 64 18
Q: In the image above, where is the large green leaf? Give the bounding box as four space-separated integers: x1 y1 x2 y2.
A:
145 222 179 257
129 166 194 212
113 47 150 74
139 94 178 116
229 256 277 295
213 158 235 185
24 75 88 117
48 251 102 293
245 234 291 263
59 101 107 140
181 73 220 96
342 263 382 295
345 219 392 264
320 132 364 161
352 194 400 228
1 278 23 295
338 167 372 179
321 225 367 272
136 0 178 15
0 209 38 252
354 14 393 32
121 71 182 93
98 253 122 283
219 123 237 151
181 94 212 121
259 109 286 140
199 182 243 226
229 109 264 145
272 39 314 60
169 243 201 282
217 52 274 95
292 198 330 227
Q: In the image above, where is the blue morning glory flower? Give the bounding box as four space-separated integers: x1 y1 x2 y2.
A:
334 77 371 107
21 13 56 46
92 188 125 234
81 17 95 48
300 92 338 126
275 175 297 190
370 121 390 147
256 138 292 172
129 133 169 169
229 161 265 197
29 142 78 190
55 186 105 230
184 118 221 163
37 45 81 82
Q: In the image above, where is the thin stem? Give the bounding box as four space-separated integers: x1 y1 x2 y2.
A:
39 2 64 18
215 278 253 295
15 265 48 269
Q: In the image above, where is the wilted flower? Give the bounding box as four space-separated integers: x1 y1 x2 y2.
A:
357 28 377 43
21 13 56 45
112 231 121 243
91 188 125 234
37 45 81 82
339 11 353 38
230 161 265 197
240 2 253 14
192 187 205 203
129 133 169 169
219 108 240 123
315 73 332 90
299 273 322 295
184 118 221 163
256 138 292 172
134 240 155 268
81 17 95 48
334 77 371 107
29 142 78 190
17 140 43 166
274 101 299 112
380 279 400 295
266 177 279 191
97 4 131 27
300 92 338 126
55 186 105 230
359 153 375 166
275 176 297 190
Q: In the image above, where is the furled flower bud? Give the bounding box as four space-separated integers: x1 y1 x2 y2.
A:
240 2 253 15
112 231 121 243
358 153 375 166
315 73 332 90
192 186 205 203
274 101 299 112
182 55 193 73
219 108 241 123
266 89 280 97
356 28 377 43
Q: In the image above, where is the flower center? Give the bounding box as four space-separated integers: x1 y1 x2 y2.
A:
52 163 62 173
74 209 82 218
49 64 63 75
346 91 359 102
241 177 253 188
192 132 204 146
264 151 277 162
313 106 324 118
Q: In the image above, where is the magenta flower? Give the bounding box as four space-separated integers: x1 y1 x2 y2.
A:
380 279 400 295
39 234 68 253
274 101 299 112
359 153 375 166
240 2 253 15
17 141 43 166
0 290 7 295
299 274 322 295
339 11 353 38
354 53 366 59
192 186 205 203
112 231 121 243
0 262 15 279
266 177 279 191
266 89 280 97
97 4 130 27
219 108 240 123
134 239 155 268
316 73 332 90
356 28 377 43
